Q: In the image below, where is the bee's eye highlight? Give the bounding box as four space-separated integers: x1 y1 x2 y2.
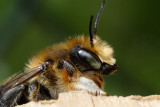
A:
70 44 102 72
77 49 101 70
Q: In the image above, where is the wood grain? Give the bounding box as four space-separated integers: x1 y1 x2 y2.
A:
17 91 160 107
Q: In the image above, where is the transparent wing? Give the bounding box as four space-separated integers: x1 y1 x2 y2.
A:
0 64 45 98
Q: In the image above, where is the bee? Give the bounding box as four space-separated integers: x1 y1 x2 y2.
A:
0 1 118 107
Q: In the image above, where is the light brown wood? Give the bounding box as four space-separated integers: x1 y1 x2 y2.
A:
17 91 160 107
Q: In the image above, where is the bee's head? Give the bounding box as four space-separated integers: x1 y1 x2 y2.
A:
69 1 118 75
70 44 118 75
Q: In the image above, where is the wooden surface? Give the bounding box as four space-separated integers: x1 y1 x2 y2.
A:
17 91 160 107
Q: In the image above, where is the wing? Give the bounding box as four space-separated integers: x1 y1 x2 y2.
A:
0 64 46 98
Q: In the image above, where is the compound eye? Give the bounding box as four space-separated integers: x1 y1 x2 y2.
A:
77 49 101 70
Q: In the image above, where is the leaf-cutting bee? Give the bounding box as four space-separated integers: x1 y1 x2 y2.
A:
0 1 118 107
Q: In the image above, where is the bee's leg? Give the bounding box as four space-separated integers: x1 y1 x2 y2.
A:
28 81 52 101
61 60 76 77
28 81 40 102
0 85 24 107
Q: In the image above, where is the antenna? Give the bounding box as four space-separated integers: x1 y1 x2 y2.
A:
89 1 106 47
94 1 106 35
89 15 94 47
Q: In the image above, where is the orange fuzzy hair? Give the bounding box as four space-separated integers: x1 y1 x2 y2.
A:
26 35 116 69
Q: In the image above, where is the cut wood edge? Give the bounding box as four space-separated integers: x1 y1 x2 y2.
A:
17 91 160 107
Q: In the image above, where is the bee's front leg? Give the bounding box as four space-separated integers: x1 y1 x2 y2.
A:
0 85 25 107
60 60 76 77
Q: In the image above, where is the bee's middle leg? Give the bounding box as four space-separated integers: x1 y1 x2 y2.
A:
28 81 52 101
28 81 40 102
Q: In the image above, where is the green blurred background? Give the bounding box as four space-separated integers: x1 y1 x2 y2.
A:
0 0 160 96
